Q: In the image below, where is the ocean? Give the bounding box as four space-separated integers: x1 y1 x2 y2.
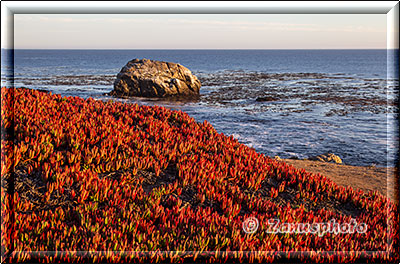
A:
1 49 398 167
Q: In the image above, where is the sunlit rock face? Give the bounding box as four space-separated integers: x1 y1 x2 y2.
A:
111 58 201 98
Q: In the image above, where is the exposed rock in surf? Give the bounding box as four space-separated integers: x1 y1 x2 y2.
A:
110 59 201 98
256 96 278 102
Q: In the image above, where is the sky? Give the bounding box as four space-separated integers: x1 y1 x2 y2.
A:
13 14 388 49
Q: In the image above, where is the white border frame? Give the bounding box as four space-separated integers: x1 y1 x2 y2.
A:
1 1 399 263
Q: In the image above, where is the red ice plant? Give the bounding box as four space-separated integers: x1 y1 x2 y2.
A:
1 87 399 263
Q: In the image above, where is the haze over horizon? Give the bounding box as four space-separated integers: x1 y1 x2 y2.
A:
13 14 387 50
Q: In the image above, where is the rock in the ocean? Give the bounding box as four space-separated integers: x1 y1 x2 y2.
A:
110 59 201 98
256 96 278 102
308 153 342 164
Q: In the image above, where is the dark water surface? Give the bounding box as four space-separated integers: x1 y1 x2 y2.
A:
2 49 398 167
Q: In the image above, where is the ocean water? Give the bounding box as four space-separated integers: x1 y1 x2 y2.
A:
2 49 398 167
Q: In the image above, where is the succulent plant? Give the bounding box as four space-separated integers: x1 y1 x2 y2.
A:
1 87 398 263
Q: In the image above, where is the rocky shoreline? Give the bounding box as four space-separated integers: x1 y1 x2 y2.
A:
11 71 398 116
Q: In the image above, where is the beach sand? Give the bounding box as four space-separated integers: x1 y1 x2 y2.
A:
282 159 399 204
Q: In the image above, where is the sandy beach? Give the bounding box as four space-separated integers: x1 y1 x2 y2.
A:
282 159 399 204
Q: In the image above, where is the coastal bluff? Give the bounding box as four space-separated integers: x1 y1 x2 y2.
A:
110 58 201 98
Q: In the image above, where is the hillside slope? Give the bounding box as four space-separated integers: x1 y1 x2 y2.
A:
1 87 398 263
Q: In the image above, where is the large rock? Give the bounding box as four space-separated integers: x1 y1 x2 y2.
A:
110 59 201 98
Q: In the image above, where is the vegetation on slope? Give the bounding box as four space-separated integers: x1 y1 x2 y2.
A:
1 87 398 263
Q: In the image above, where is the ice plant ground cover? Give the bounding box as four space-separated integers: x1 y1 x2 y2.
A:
1 87 399 263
